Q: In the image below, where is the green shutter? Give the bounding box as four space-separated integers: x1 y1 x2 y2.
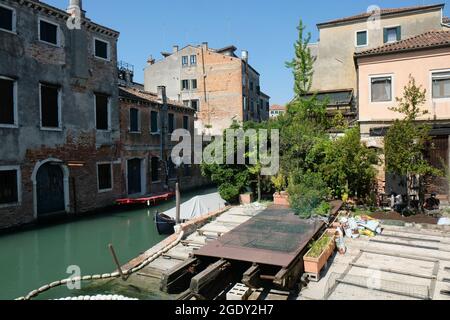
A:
383 28 388 43
396 26 401 41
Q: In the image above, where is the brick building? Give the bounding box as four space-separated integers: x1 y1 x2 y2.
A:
144 43 270 135
118 74 209 195
0 0 121 229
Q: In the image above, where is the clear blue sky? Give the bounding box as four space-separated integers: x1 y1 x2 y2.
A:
47 0 449 105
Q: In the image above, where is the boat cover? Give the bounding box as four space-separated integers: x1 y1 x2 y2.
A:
162 192 227 220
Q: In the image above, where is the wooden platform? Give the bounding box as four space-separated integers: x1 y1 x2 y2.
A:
194 205 325 268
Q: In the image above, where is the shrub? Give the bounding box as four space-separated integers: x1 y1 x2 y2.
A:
288 172 329 218
218 183 241 204
306 234 332 258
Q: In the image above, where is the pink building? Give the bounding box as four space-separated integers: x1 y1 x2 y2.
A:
356 30 450 199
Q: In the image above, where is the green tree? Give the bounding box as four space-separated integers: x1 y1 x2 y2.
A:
384 76 441 210
286 19 315 98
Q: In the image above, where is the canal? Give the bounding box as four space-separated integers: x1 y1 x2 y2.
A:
0 187 217 300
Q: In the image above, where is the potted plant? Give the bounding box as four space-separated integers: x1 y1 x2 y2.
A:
272 174 289 206
303 233 336 276
239 192 253 205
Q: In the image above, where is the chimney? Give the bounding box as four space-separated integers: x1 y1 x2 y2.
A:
173 45 179 53
147 55 155 65
202 42 208 50
67 0 84 16
124 70 133 85
241 50 248 62
157 86 167 104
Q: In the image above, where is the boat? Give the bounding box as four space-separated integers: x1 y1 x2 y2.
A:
115 192 175 206
155 211 176 235
155 192 227 235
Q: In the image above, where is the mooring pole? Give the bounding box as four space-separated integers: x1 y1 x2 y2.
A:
108 244 127 281
176 183 181 224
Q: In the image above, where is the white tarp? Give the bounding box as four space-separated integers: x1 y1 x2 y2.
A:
163 192 227 221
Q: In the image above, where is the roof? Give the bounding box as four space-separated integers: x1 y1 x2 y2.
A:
355 30 450 57
118 86 194 112
25 0 119 37
215 45 237 54
303 89 354 106
317 4 445 28
270 105 286 111
260 92 271 99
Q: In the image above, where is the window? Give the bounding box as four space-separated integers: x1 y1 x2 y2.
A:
39 19 58 45
181 80 190 91
182 56 188 67
183 115 189 130
0 167 19 205
97 163 112 192
151 157 159 182
95 94 109 130
250 82 254 91
151 111 159 133
384 26 401 43
191 79 198 90
0 5 15 33
94 38 109 60
0 77 16 126
183 100 190 107
40 83 60 129
356 30 368 47
168 113 175 133
190 55 197 66
371 76 392 102
191 99 199 111
432 71 450 99
129 108 140 132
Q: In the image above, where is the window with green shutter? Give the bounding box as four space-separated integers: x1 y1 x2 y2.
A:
384 26 401 43
356 30 368 46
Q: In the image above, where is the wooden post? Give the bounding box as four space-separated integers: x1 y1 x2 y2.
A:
108 244 127 281
176 182 181 224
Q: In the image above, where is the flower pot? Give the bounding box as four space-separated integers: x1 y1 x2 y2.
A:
239 193 253 205
273 191 290 206
304 234 336 275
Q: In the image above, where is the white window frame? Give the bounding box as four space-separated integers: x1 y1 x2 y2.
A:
129 107 141 133
190 54 197 66
369 74 394 104
94 93 111 132
191 99 200 112
191 79 198 90
430 68 450 102
0 75 18 128
96 162 114 193
181 79 190 91
181 56 189 67
38 17 60 47
0 165 21 208
93 37 111 61
355 29 368 47
150 110 160 135
39 83 62 131
384 25 400 44
0 4 17 34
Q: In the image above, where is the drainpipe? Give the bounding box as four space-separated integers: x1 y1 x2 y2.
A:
158 86 168 187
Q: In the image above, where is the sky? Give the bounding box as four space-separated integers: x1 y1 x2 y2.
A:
46 0 449 105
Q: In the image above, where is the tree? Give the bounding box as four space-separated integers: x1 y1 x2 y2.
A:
384 76 441 210
286 20 315 99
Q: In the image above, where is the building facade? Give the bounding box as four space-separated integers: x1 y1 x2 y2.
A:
118 81 209 195
308 4 448 120
356 30 450 199
269 105 286 118
0 0 120 229
144 43 269 135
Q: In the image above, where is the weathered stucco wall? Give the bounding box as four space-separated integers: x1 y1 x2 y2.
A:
311 8 444 93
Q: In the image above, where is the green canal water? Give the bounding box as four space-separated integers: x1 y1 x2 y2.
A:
0 187 216 300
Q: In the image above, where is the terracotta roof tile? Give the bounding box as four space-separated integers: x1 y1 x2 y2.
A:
318 4 444 27
119 86 194 111
355 30 450 57
270 105 286 111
